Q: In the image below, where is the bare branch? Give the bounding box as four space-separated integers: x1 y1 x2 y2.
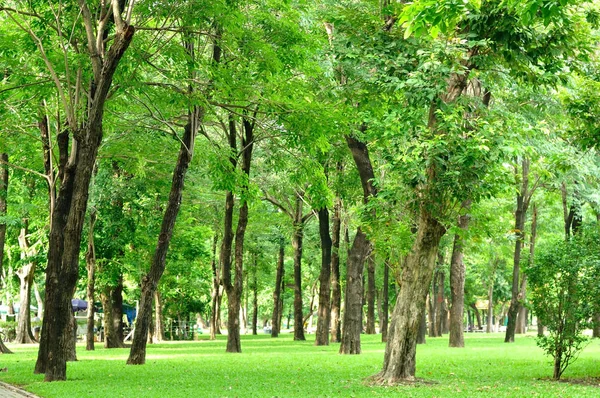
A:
0 158 50 182
78 0 102 78
112 0 124 31
262 193 293 219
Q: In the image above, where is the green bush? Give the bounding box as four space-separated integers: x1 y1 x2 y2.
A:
527 229 600 380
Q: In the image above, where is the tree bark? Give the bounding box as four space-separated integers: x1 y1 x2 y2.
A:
381 259 390 342
0 154 12 354
210 233 221 340
340 134 377 354
291 204 306 341
112 275 125 343
154 291 165 342
85 210 96 350
330 198 342 343
374 210 446 382
271 240 284 337
100 288 122 348
315 207 332 345
35 21 135 381
127 107 199 365
366 255 376 335
417 308 427 345
15 223 37 344
252 254 258 336
449 200 471 347
434 269 445 336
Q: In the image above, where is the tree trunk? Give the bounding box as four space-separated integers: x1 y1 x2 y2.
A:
35 22 135 381
505 159 532 343
0 153 8 354
15 224 37 344
252 254 258 336
374 211 446 383
470 303 482 330
126 106 199 365
271 240 284 337
381 259 390 342
85 210 97 350
101 289 122 348
291 208 306 341
210 233 221 340
315 207 332 345
449 200 471 347
417 308 427 345
592 313 600 338
427 294 435 337
330 198 342 343
365 255 376 335
486 279 494 333
154 291 165 342
434 269 445 336
112 275 124 343
340 134 378 354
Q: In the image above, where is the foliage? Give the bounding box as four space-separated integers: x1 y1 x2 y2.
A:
527 228 600 379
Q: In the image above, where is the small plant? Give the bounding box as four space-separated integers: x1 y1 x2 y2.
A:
527 230 600 380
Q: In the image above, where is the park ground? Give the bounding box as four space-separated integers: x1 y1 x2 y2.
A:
0 333 598 397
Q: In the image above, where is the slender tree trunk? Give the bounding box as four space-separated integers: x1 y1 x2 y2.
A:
381 259 390 342
127 106 199 365
154 291 165 342
417 308 427 345
112 276 124 343
340 134 378 354
366 255 376 334
374 210 446 383
0 152 11 356
291 209 306 341
434 270 445 336
252 254 258 336
271 240 284 337
210 233 221 340
427 293 435 337
101 289 122 348
470 303 482 330
330 199 342 343
315 207 332 345
449 200 471 347
16 224 37 344
592 313 600 338
85 210 97 350
35 23 135 381
486 280 494 333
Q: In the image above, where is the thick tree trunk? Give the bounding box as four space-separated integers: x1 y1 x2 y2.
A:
35 23 135 381
16 224 37 344
154 291 165 342
85 210 96 350
417 308 427 345
271 241 284 337
291 212 306 341
340 134 377 354
101 289 122 348
505 159 531 343
112 275 125 343
381 259 390 342
330 199 342 343
366 255 376 335
374 211 446 383
449 200 470 347
127 109 198 365
315 208 332 345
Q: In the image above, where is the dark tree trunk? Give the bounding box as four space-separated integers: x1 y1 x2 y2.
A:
417 308 427 345
366 255 376 335
223 115 254 353
291 205 306 341
592 313 600 338
340 134 377 354
101 289 123 348
271 240 284 337
154 291 165 342
252 254 258 336
330 199 342 343
112 275 124 343
434 269 445 337
315 208 332 345
35 23 135 381
16 223 37 344
427 294 435 337
127 107 199 365
85 210 96 350
0 154 12 354
505 159 532 343
374 211 446 383
381 259 390 342
210 233 221 340
470 303 482 330
449 200 470 347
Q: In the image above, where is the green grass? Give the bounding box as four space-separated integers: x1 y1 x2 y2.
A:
0 333 598 397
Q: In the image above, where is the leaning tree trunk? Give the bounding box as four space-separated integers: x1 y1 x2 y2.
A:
315 207 332 346
449 200 471 347
365 255 376 335
34 22 135 382
271 240 285 337
330 198 342 343
85 210 96 350
15 224 37 344
127 110 198 365
374 210 446 383
340 134 378 354
381 259 390 342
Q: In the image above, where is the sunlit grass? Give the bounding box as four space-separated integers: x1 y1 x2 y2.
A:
0 332 598 397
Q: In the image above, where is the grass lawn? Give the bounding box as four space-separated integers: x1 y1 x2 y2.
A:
0 332 598 397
